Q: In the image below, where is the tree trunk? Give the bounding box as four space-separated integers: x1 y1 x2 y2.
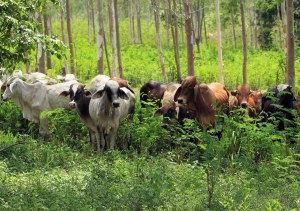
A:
97 0 104 74
253 0 258 49
88 0 92 44
36 12 45 74
152 0 167 82
164 0 170 49
216 0 224 84
183 0 194 76
258 8 265 50
136 0 142 43
277 4 282 51
109 0 118 77
114 0 124 78
240 0 247 84
43 7 52 70
66 0 75 74
230 1 237 48
281 1 287 55
25 51 30 74
91 0 96 43
129 0 135 44
286 0 294 86
170 0 181 82
60 0 69 74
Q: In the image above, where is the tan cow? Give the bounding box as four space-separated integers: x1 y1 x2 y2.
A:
174 76 229 131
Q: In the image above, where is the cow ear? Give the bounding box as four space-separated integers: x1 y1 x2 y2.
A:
84 90 92 97
174 86 182 101
59 91 70 97
153 108 163 117
92 89 105 99
119 89 129 100
231 90 237 96
1 84 6 92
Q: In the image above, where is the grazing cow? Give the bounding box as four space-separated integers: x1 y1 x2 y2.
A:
89 80 136 155
230 84 264 117
174 76 229 131
154 82 194 128
111 77 135 94
56 73 79 82
140 80 166 107
261 84 296 130
2 76 78 136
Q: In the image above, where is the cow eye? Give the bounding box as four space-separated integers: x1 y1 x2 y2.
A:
188 84 193 88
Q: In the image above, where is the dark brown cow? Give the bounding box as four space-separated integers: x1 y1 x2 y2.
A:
140 80 166 107
229 84 264 117
174 76 229 131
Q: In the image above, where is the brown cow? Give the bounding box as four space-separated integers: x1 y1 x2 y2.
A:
229 84 264 117
111 77 135 94
174 76 229 131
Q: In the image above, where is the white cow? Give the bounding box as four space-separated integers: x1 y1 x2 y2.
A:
89 80 136 155
2 77 78 136
56 74 79 82
26 72 58 85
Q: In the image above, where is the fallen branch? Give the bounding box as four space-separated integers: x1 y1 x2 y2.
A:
0 141 27 153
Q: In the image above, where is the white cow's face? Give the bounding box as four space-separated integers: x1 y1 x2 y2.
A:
2 77 18 100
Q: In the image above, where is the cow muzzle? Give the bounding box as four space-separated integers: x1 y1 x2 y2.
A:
69 101 76 108
113 101 120 108
241 102 248 108
178 98 183 104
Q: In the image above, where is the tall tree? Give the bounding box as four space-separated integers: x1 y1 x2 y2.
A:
253 0 258 49
97 0 104 74
114 0 124 78
136 0 142 44
66 0 75 74
170 0 181 82
216 0 224 84
109 0 118 77
240 0 247 84
183 0 194 76
286 0 294 86
129 0 135 44
152 0 167 82
229 0 237 48
43 5 52 70
281 1 287 55
60 0 69 74
36 12 46 73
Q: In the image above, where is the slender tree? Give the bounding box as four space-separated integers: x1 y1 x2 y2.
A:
36 12 46 73
97 0 104 74
253 0 258 49
216 0 224 84
230 0 237 48
170 0 181 82
281 0 287 55
66 0 75 74
152 0 167 82
240 0 247 84
183 0 194 76
114 0 124 78
286 0 294 86
60 0 69 73
136 0 142 43
129 0 135 44
109 0 118 77
43 6 52 70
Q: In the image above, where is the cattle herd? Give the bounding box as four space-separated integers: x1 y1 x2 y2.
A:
0 69 299 155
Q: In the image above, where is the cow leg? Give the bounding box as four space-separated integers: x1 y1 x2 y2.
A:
88 129 97 150
109 127 118 150
39 116 51 141
96 126 105 155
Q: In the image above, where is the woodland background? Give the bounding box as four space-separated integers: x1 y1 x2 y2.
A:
1 0 300 210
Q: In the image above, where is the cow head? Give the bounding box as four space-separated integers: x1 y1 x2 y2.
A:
231 84 252 108
174 76 198 106
92 80 129 108
59 83 91 109
2 76 19 101
154 100 179 128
